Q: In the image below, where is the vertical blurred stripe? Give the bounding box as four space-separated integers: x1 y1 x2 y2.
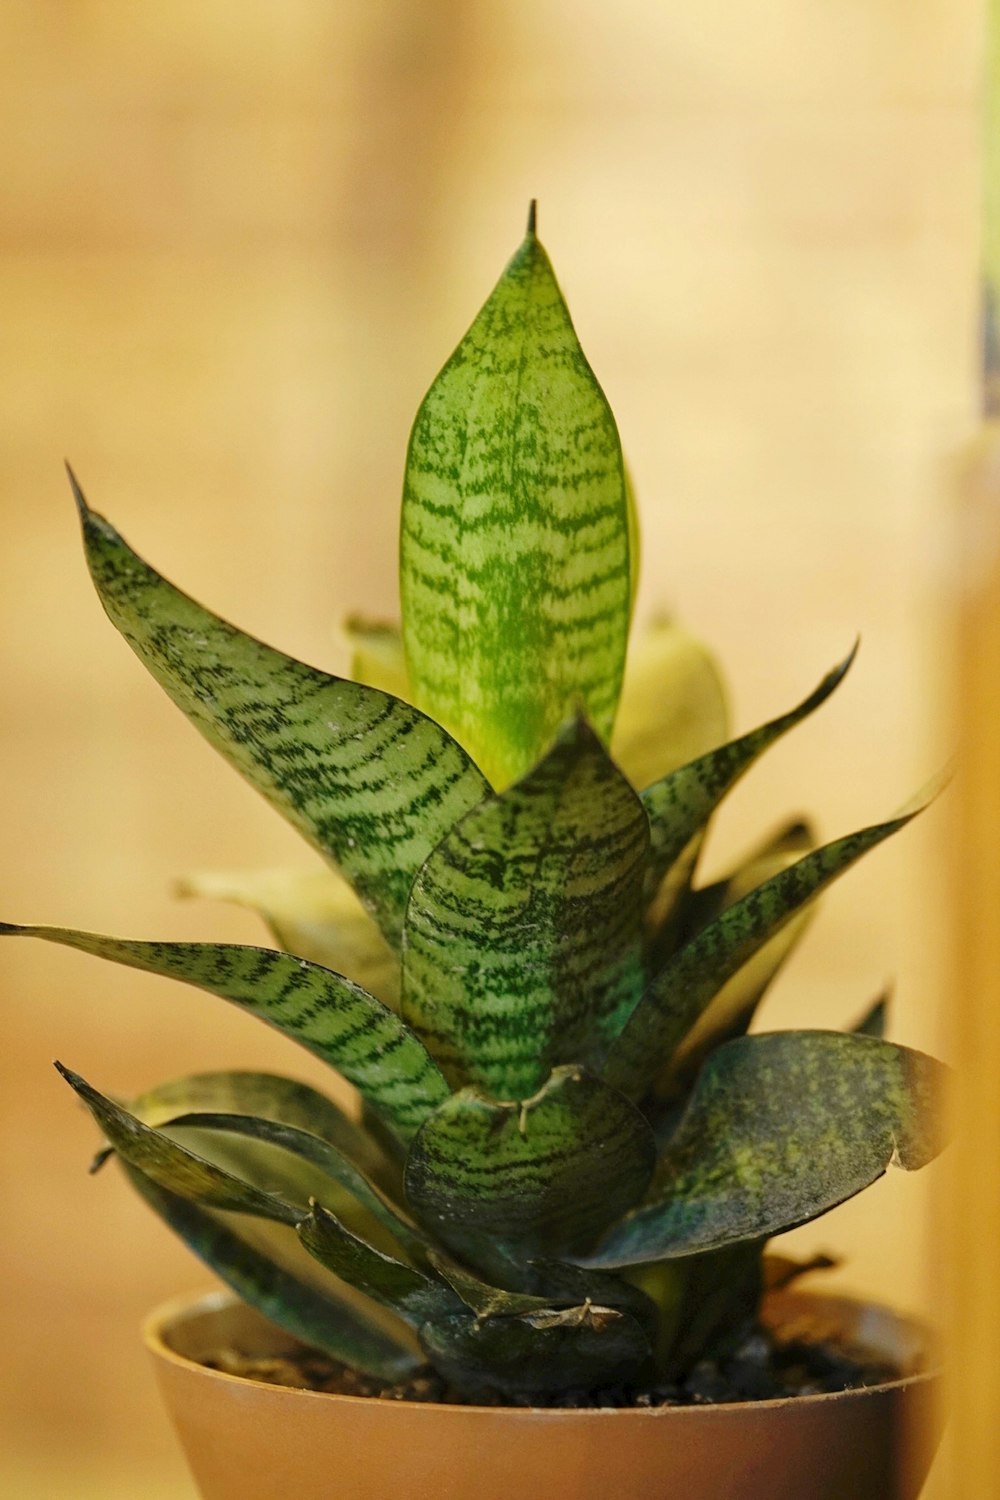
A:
945 6 1000 1493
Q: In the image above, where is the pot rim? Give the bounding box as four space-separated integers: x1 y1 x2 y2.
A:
144 1285 939 1420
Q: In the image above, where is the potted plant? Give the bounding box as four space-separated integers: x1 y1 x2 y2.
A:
5 208 946 1500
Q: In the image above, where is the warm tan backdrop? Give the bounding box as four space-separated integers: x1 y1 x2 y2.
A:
0 5 978 1496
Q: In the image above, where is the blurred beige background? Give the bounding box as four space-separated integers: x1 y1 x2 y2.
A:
0 3 979 1496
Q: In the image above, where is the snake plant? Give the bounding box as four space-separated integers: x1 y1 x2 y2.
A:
4 208 946 1400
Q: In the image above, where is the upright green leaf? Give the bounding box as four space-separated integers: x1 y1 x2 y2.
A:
127 1169 421 1379
400 209 631 789
5 924 447 1142
69 471 488 947
584 1032 947 1267
641 646 857 901
401 717 649 1098
602 807 919 1102
404 1066 656 1270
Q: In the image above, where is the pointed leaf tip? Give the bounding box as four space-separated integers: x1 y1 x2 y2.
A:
64 462 90 521
527 199 538 236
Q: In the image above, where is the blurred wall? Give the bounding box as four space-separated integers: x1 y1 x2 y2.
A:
0 4 977 1495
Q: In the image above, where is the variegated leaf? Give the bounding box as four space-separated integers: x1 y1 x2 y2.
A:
399 209 631 789
401 717 649 1098
175 865 400 1010
7 924 447 1142
585 1032 947 1266
404 1066 656 1270
641 646 857 904
419 1303 651 1399
652 821 817 1102
603 804 919 1101
69 469 488 947
299 1202 454 1325
128 1168 421 1379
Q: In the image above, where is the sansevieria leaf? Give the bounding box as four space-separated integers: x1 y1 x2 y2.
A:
404 1066 656 1270
127 1169 421 1379
420 1303 651 1400
5 924 447 1142
603 803 920 1102
56 1064 300 1224
401 717 649 1098
69 470 488 947
400 207 632 789
124 1068 394 1187
175 865 400 1011
161 1113 423 1260
299 1202 454 1326
641 646 857 904
584 1032 947 1266
653 821 817 1101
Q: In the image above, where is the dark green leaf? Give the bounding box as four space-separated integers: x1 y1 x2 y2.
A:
126 1068 389 1181
853 989 890 1039
126 1167 420 1379
404 1066 656 1268
650 822 817 1104
162 1112 424 1259
69 472 488 947
57 1064 300 1223
640 647 856 903
585 1031 948 1267
298 1202 455 1325
419 1303 651 1399
399 215 631 789
603 805 919 1101
426 1247 658 1339
7 924 448 1142
401 717 649 1097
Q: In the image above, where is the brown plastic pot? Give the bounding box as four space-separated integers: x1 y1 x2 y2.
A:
145 1287 940 1500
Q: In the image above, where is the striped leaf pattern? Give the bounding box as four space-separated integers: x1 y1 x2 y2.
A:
603 806 919 1101
585 1032 948 1266
127 1169 420 1378
641 646 857 901
5 923 448 1141
401 717 649 1098
404 1066 656 1268
70 472 488 947
399 213 631 789
176 865 401 1010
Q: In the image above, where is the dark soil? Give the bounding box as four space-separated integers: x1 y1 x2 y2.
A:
202 1318 903 1409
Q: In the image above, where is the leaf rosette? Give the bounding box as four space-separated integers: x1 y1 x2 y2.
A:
5 209 948 1400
